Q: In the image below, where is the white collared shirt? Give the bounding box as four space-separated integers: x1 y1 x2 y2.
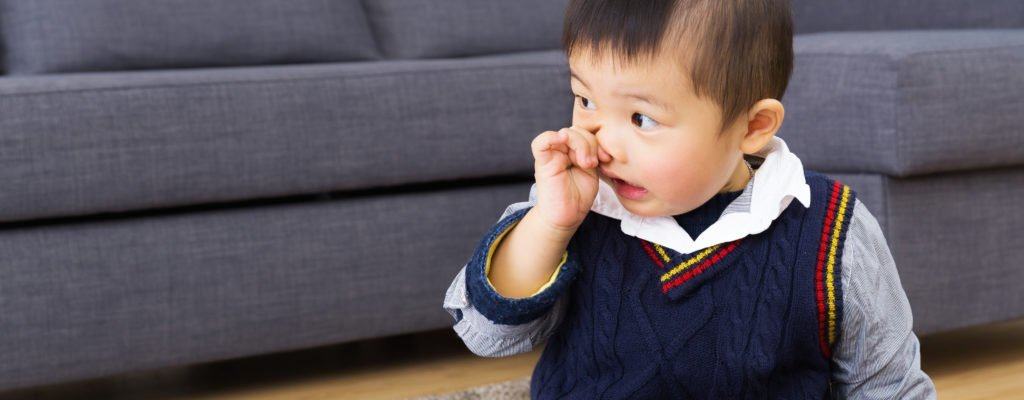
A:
570 135 812 255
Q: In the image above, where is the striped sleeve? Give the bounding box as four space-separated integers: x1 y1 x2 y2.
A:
443 262 570 357
830 198 938 399
442 183 576 357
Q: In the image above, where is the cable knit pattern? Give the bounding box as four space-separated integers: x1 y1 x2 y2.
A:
591 219 628 397
455 170 866 398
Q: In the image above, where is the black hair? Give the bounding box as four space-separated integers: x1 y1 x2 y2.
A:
562 0 794 131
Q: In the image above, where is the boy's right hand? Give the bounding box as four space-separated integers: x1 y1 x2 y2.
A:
530 126 600 233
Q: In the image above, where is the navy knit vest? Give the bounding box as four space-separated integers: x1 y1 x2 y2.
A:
508 170 858 399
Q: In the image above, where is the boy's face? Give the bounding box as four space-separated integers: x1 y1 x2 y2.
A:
569 46 751 218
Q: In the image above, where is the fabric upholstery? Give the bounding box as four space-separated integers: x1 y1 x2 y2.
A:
0 50 572 222
0 181 530 390
781 29 1024 177
363 0 568 59
0 0 380 74
792 0 1024 33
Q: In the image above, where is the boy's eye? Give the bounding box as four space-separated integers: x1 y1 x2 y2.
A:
577 96 596 110
574 95 658 129
632 112 659 130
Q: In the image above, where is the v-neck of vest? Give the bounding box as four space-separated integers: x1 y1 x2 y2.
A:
638 235 753 301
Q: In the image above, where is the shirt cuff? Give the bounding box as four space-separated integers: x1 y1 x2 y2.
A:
465 206 580 325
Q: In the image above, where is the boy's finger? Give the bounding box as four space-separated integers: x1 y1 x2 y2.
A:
531 130 559 155
568 126 599 165
531 130 570 165
557 128 583 166
596 146 613 163
560 127 596 168
568 126 613 164
568 125 597 145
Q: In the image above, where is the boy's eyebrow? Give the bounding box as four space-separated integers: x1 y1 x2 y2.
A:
570 68 672 113
569 69 589 88
617 90 673 113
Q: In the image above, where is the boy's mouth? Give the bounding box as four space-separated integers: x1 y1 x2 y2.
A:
600 167 642 188
610 177 648 200
600 167 648 200
610 177 643 189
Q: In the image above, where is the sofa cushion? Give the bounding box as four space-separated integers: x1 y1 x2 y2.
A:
829 167 1024 336
792 0 1024 33
0 50 572 222
363 0 568 59
0 181 536 390
780 29 1024 177
0 0 380 74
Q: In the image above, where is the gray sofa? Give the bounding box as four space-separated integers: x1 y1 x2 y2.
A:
0 0 1020 392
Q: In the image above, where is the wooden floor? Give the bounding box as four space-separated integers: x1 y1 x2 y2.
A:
2 317 1024 400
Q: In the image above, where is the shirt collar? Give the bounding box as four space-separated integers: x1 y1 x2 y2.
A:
589 135 811 255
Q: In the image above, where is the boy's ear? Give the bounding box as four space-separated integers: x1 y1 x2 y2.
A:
739 99 785 155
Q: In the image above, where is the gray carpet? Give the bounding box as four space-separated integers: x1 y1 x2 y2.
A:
407 376 531 399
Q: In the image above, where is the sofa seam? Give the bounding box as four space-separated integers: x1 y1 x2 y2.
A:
795 43 1024 59
0 59 567 98
895 50 905 177
355 0 387 60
